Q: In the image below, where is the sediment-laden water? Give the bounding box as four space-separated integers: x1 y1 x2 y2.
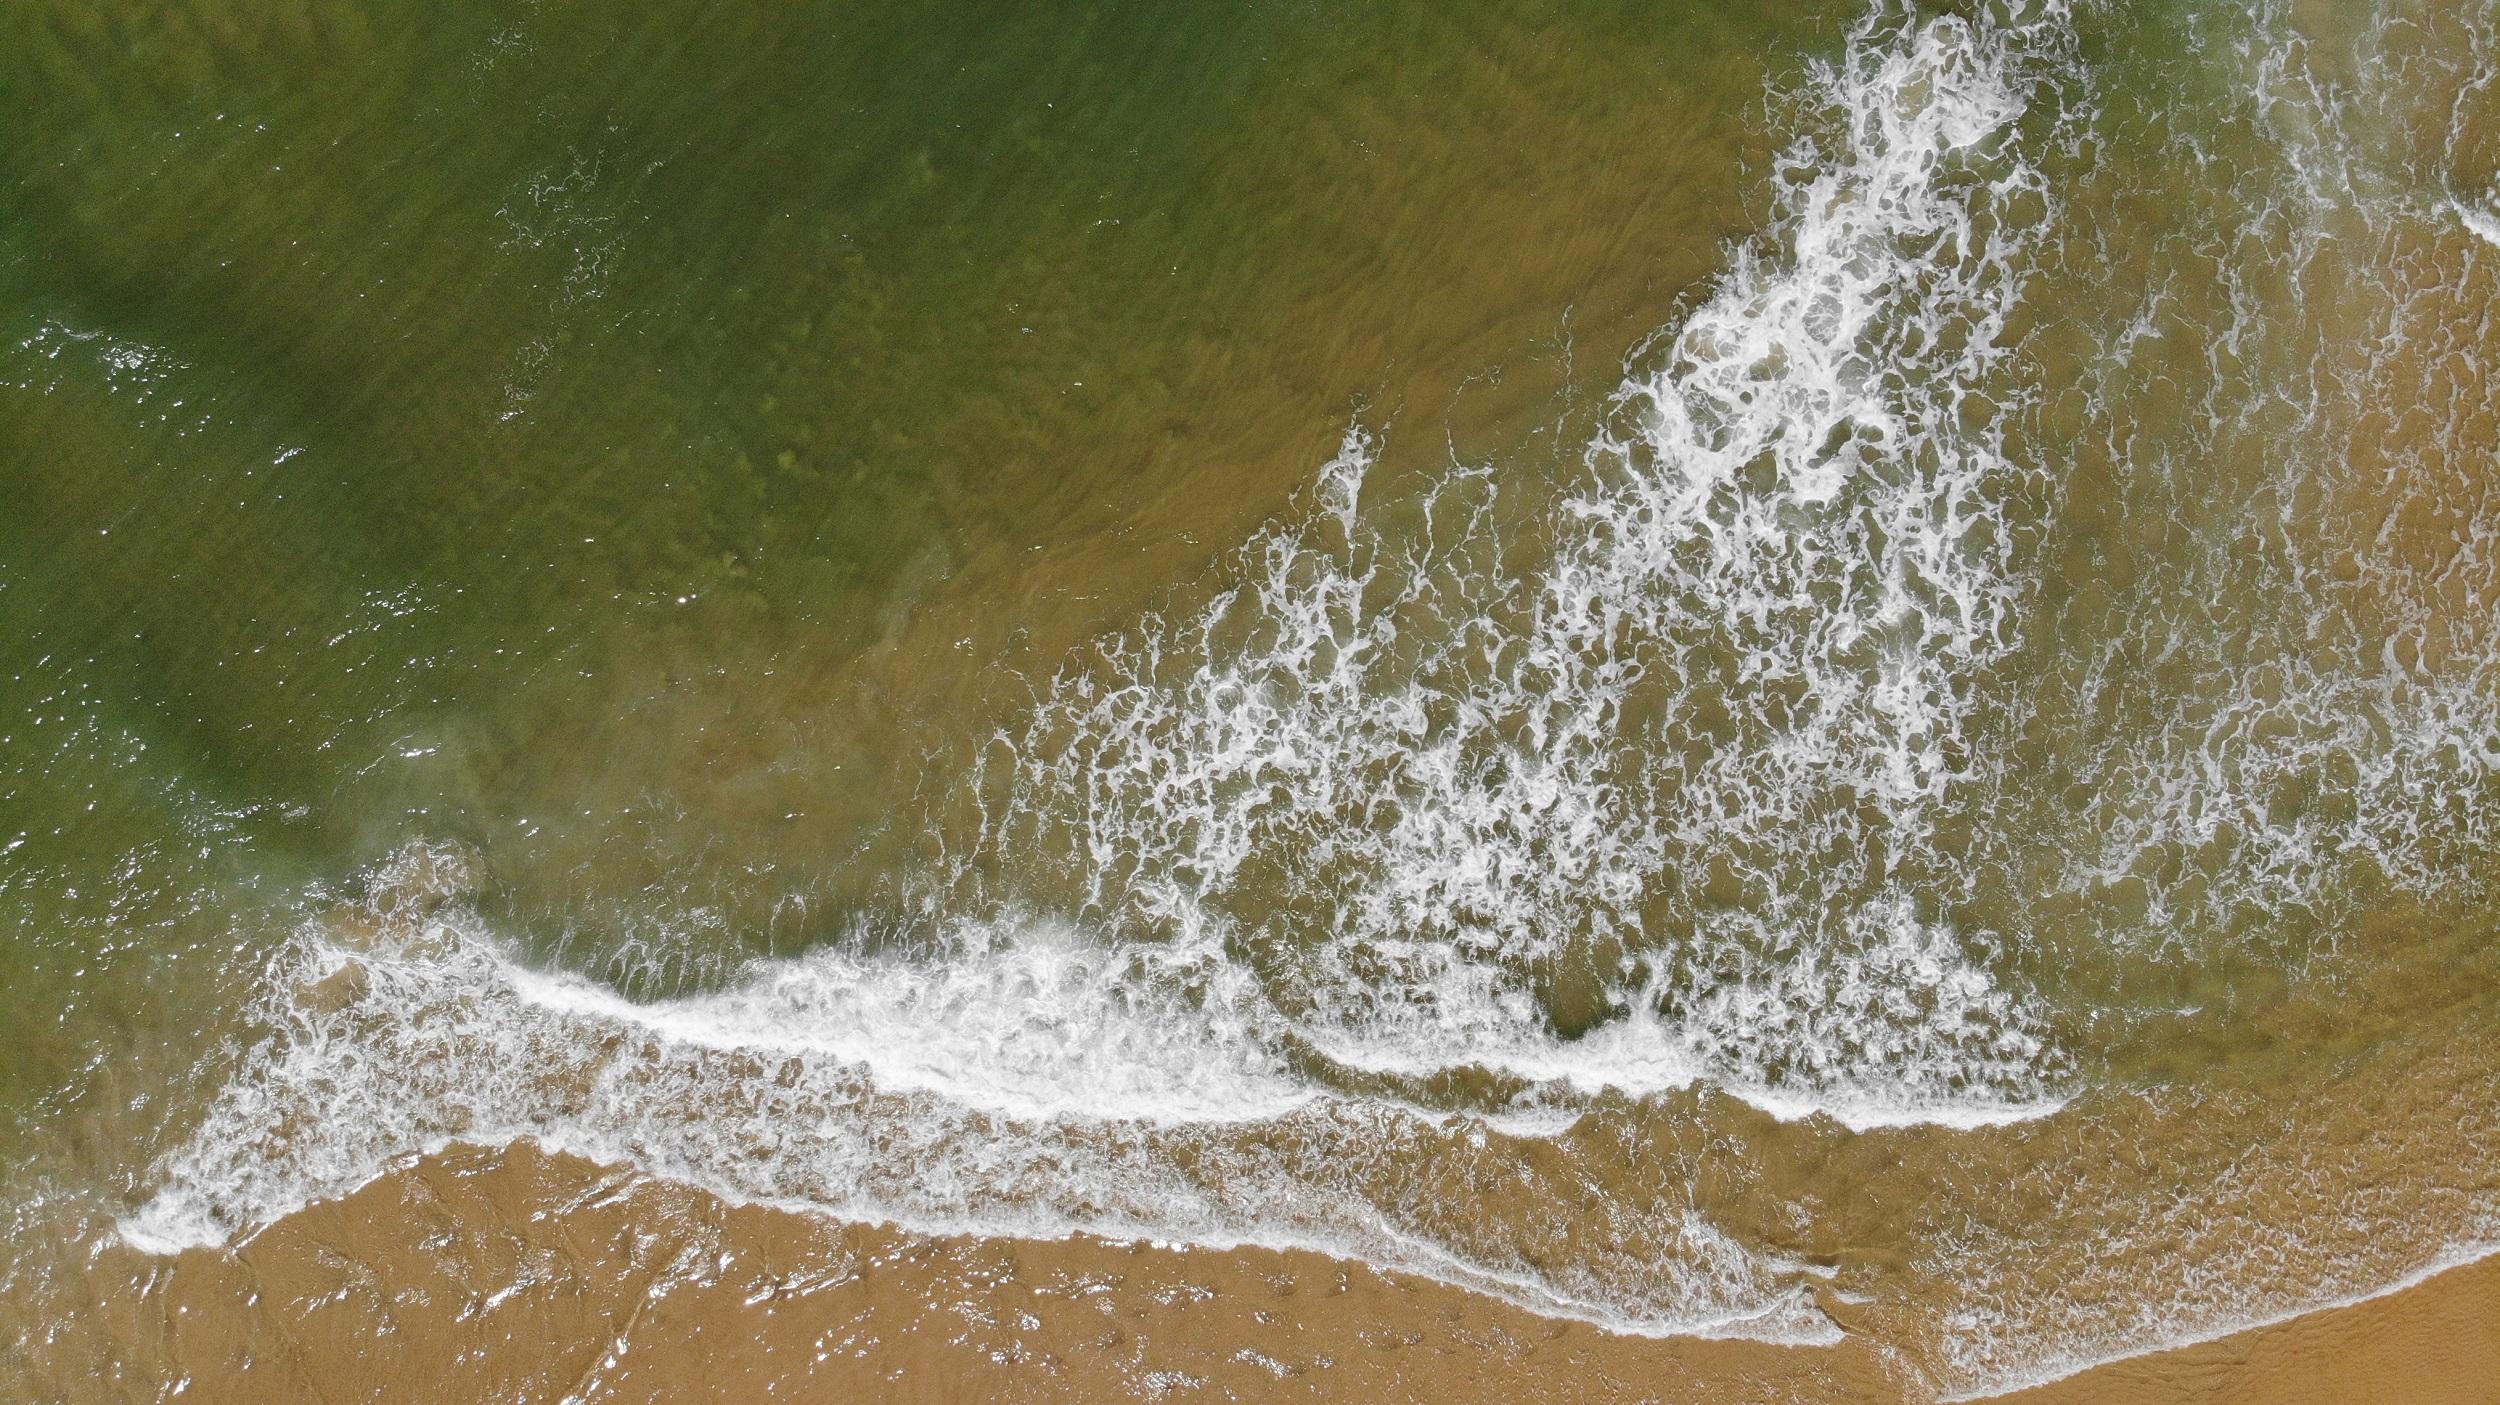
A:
5 0 2498 1398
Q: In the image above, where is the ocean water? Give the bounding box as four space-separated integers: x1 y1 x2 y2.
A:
5 0 2499 1397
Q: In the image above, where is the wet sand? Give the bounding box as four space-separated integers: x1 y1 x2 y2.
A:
40 1143 1900 1404
22 1140 2499 1404
8 6 2497 1404
1994 1250 2500 1405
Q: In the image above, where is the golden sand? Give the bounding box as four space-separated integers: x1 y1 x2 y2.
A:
1994 1252 2500 1405
23 1139 2498 1404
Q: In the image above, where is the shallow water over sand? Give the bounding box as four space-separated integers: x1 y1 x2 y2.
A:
5 0 2499 1398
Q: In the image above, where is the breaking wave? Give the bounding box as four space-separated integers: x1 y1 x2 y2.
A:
121 0 2500 1383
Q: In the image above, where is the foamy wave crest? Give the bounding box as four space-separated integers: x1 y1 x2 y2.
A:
130 0 2090 1335
123 851 1837 1343
978 2 2081 1126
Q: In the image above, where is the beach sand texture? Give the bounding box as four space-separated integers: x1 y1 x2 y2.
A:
6 1 2499 1400
19 1142 2499 1404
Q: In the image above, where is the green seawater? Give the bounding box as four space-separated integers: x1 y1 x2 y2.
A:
0 0 1822 1139
5 0 2500 1396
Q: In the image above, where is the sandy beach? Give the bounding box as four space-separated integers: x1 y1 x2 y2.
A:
8 2 2498 1401
18 1141 2496 1405
1995 1251 2500 1405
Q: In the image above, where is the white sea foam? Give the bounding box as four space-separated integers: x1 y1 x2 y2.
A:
1941 1235 2500 1402
125 0 2500 1369
2460 198 2500 248
120 885 1839 1345
978 4 2084 1129
2031 0 2500 957
1912 0 2500 1391
126 4 2093 1337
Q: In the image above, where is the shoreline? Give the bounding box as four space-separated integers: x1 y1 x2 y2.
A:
1985 1246 2500 1405
30 1141 2500 1404
1968 1241 2500 1402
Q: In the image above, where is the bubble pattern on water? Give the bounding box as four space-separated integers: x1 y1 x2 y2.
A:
2013 0 2500 962
976 5 2081 1125
127 5 2092 1339
1916 0 2500 1391
119 0 2500 1380
121 848 1836 1344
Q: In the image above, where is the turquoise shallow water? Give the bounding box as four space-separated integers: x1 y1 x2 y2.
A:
6 0 2500 1396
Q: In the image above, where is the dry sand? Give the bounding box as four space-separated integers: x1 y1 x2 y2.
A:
24 1139 2500 1404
